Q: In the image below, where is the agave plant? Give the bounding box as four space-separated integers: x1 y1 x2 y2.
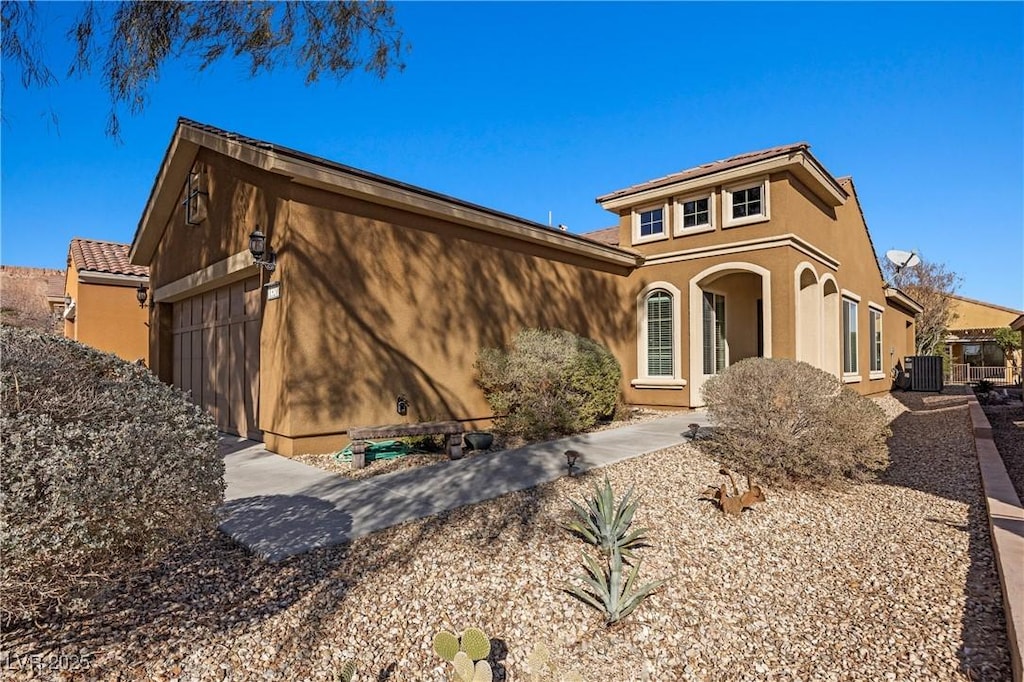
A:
564 548 666 626
563 477 650 558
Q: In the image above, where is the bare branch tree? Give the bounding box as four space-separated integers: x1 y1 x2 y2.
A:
880 255 962 355
2 0 407 137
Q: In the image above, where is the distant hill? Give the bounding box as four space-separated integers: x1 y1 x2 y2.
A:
0 265 65 333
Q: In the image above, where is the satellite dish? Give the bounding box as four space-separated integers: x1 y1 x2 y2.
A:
886 249 920 270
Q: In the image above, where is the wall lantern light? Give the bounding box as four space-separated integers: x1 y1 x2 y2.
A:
136 284 149 308
64 294 72 307
396 394 409 416
248 228 277 272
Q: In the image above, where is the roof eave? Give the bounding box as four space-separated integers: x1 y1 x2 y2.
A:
596 149 848 212
885 287 924 314
132 121 642 271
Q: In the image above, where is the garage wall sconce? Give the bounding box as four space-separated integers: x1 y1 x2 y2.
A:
136 284 150 308
248 228 277 272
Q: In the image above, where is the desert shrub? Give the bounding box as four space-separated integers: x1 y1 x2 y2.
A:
476 329 621 441
1 326 222 625
700 358 890 488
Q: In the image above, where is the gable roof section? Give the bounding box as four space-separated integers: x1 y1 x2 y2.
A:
947 293 1023 317
70 238 149 277
580 225 620 246
597 142 848 210
130 119 641 271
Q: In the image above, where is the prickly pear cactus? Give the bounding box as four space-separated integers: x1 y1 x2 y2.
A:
433 626 494 682
471 659 493 682
433 630 460 662
335 660 356 682
460 627 491 661
527 642 550 679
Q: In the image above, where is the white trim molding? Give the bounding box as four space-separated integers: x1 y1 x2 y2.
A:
631 202 671 245
672 190 716 237
794 261 821 368
723 175 771 229
77 271 149 287
634 281 684 388
643 233 840 271
688 262 772 406
868 302 885 380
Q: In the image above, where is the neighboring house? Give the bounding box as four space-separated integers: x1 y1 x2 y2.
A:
64 238 150 364
128 119 921 454
1011 315 1024 362
945 294 1023 385
0 265 66 332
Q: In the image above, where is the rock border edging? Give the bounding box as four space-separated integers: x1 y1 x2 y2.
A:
967 392 1024 682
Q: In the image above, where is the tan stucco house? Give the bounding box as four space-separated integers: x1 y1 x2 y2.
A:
946 294 1023 385
129 119 921 455
64 238 150 364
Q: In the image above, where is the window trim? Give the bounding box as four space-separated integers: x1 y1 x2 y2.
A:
673 191 716 236
633 282 685 389
842 294 860 382
868 303 884 380
722 176 770 229
631 202 670 245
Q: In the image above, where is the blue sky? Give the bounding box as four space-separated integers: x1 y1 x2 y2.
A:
2 1 1022 310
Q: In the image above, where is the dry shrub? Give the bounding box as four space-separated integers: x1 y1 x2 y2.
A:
700 358 890 488
0 326 221 625
476 329 621 441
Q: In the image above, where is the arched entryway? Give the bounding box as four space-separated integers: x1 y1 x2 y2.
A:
688 262 772 405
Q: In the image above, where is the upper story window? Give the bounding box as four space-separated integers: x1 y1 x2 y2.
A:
631 202 669 244
183 163 208 226
674 192 715 236
723 176 770 228
639 208 664 237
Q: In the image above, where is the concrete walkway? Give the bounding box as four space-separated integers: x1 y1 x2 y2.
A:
218 413 710 561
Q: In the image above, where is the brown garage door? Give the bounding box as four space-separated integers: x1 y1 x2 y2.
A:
172 276 261 439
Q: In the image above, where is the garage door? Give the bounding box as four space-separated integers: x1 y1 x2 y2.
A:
172 276 261 439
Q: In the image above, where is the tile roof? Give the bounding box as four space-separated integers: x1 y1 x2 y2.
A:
597 142 811 203
169 118 636 262
579 226 620 247
70 238 149 277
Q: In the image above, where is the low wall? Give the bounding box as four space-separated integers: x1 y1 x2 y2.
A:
966 392 1024 682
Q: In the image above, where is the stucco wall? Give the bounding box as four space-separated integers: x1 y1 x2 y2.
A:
273 184 634 453
949 296 1022 329
65 261 150 363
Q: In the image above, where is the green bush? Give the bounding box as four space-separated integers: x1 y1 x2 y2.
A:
476 328 621 441
700 358 890 488
1 326 222 624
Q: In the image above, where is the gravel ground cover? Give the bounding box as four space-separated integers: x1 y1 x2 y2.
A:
982 403 1024 503
1 393 1010 681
